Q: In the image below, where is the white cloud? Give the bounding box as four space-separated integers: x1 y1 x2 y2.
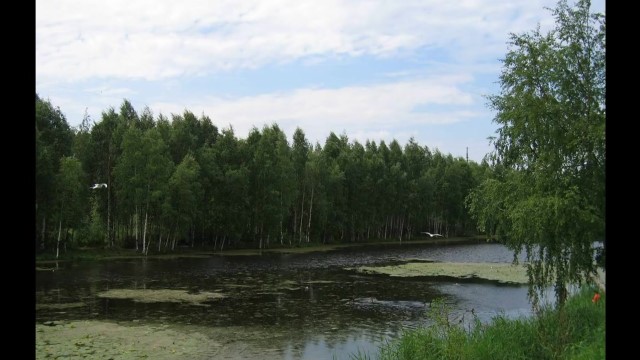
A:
145 75 478 143
36 0 605 163
37 0 601 83
83 86 136 97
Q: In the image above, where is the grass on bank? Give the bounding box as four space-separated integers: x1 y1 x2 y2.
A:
351 286 605 360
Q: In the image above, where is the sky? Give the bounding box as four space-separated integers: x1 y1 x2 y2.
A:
36 0 605 164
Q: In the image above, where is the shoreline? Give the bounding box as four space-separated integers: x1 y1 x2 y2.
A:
35 236 491 265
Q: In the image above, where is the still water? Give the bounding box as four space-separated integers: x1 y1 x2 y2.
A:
36 242 536 359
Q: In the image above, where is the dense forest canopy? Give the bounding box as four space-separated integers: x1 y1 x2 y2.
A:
36 96 491 256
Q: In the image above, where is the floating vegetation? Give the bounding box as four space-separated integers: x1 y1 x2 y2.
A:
36 302 85 310
307 280 336 284
349 262 529 284
97 289 225 305
35 320 220 359
276 280 302 291
36 267 59 272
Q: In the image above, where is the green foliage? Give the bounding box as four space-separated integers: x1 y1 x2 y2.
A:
36 96 73 170
359 287 605 360
54 156 89 243
74 196 107 247
114 125 174 248
38 98 494 252
36 95 75 248
167 153 203 241
467 0 605 307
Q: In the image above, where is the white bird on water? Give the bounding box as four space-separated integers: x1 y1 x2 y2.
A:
90 183 108 189
421 232 444 238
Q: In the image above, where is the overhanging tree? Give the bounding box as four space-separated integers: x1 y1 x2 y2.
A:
466 0 605 307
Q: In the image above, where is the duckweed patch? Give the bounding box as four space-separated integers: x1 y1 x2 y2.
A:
36 302 85 310
35 320 220 359
97 289 225 305
350 262 529 284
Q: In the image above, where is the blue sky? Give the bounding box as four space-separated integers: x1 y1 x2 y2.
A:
36 0 605 163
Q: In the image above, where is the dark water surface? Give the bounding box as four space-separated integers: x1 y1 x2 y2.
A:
36 242 535 359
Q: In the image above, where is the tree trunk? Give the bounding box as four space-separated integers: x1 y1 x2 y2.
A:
136 207 140 251
171 223 177 251
280 194 284 246
56 219 62 260
384 216 388 239
41 215 46 250
299 190 305 244
142 209 148 254
107 154 112 248
158 233 162 252
306 185 314 243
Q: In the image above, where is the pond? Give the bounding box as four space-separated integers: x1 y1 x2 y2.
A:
35 241 539 359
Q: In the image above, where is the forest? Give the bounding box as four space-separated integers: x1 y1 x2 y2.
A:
36 95 491 256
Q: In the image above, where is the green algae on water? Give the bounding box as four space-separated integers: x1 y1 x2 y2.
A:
97 288 225 305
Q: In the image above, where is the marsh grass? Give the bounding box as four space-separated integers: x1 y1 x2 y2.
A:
353 286 605 359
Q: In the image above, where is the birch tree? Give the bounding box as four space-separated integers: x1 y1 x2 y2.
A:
467 0 605 307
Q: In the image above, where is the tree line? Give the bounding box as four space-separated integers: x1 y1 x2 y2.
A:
36 95 490 256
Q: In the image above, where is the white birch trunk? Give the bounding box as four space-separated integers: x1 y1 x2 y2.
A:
306 185 314 243
280 195 284 246
134 210 138 251
142 210 148 254
56 219 62 259
299 190 305 244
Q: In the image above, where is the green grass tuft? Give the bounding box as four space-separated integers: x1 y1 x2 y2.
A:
353 287 605 360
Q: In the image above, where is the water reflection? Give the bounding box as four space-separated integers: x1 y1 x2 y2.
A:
36 242 537 359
